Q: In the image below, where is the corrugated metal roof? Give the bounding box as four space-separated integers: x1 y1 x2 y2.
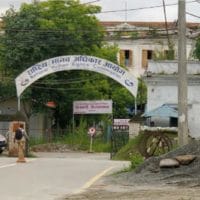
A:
142 104 178 118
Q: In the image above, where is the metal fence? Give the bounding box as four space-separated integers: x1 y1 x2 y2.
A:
110 130 129 159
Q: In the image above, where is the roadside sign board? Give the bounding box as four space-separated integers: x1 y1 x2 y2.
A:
113 119 130 131
73 100 112 114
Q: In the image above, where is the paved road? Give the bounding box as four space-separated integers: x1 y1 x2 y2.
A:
0 152 129 200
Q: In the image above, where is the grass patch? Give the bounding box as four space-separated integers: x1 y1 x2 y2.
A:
112 134 145 171
29 136 47 146
93 138 110 152
130 153 144 169
29 119 110 153
30 133 110 152
113 134 144 160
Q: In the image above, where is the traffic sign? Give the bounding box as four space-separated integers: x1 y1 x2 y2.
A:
88 127 96 136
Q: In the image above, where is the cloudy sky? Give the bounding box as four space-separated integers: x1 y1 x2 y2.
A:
0 0 199 22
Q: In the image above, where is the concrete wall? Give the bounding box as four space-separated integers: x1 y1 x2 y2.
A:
0 98 18 115
129 122 140 138
148 60 200 74
29 113 48 139
0 98 50 138
143 61 200 138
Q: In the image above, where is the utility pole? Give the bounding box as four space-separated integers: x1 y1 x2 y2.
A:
162 0 170 47
178 0 188 145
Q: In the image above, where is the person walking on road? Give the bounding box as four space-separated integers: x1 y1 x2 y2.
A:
14 124 29 163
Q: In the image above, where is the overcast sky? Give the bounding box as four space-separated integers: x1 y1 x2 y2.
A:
0 0 199 22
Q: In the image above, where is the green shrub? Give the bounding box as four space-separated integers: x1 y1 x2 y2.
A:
93 140 110 152
113 134 145 160
29 136 46 146
130 153 144 169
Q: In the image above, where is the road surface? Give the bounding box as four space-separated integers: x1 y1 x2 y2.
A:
0 152 129 200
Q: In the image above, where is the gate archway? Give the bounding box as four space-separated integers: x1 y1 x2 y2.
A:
15 55 138 110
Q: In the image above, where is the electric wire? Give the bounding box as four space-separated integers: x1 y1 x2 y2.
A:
31 85 104 91
0 75 106 83
162 0 171 48
96 0 197 14
1 24 180 33
186 12 200 19
0 0 197 18
0 0 198 35
44 0 101 4
34 77 100 85
82 0 101 5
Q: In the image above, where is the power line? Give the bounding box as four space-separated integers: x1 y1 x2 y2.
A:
0 34 178 46
32 0 101 5
0 0 196 18
82 0 101 5
96 0 196 14
35 77 100 85
32 85 102 91
2 27 178 33
186 12 200 19
162 0 171 48
0 27 180 44
0 29 180 46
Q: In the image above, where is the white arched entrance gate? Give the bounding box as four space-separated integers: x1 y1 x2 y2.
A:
15 55 138 110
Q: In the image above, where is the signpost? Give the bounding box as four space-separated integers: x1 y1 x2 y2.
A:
72 100 112 134
88 127 96 153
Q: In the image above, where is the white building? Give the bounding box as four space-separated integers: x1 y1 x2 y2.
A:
101 21 200 77
143 60 200 138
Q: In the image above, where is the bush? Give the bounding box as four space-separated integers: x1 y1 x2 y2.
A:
130 153 144 169
29 136 46 146
113 134 145 160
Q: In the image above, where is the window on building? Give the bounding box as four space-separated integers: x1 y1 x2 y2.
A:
147 50 153 60
170 117 178 127
142 50 153 69
119 49 133 67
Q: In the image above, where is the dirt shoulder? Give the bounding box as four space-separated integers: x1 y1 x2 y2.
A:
65 179 200 200
65 140 200 200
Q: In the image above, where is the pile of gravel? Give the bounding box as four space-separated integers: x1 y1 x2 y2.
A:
112 140 200 187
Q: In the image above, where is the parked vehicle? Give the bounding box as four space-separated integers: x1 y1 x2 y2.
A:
0 134 7 154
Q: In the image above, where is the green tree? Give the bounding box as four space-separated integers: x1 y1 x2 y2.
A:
0 0 103 75
194 37 200 60
112 87 134 118
137 78 147 108
0 0 138 129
